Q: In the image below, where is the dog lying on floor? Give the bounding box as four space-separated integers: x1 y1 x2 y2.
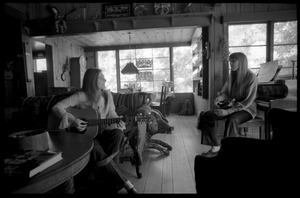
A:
116 104 174 157
136 105 174 155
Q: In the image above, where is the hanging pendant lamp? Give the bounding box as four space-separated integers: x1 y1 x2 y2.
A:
121 32 139 74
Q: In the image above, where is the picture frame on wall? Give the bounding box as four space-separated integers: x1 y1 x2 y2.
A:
102 4 132 19
137 71 153 81
136 58 153 69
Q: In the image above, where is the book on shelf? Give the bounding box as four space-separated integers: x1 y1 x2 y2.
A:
4 150 63 178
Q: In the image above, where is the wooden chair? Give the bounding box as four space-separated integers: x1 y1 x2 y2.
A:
238 117 265 139
150 85 167 117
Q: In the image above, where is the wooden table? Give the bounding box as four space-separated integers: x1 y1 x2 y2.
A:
7 131 94 194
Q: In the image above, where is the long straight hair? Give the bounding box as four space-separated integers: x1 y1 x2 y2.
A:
81 68 102 104
228 52 249 99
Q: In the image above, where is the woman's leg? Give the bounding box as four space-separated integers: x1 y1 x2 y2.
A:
200 111 228 155
224 110 252 138
200 111 226 147
96 129 136 193
99 129 125 160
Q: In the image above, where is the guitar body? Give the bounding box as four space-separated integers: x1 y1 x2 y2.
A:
47 107 100 139
66 107 100 139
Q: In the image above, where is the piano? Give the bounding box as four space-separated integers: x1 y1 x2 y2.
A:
255 61 297 140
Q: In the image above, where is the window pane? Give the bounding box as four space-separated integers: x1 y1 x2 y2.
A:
274 45 297 66
153 57 170 69
136 48 152 58
274 21 297 44
173 46 193 92
153 48 169 57
153 80 164 92
141 81 154 91
274 45 297 78
97 51 117 92
229 24 267 46
119 49 136 60
229 46 266 75
153 69 170 81
36 59 47 72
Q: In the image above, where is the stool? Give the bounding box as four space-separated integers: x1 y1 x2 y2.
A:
238 117 265 139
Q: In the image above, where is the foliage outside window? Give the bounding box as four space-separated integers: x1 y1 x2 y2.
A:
229 23 267 75
97 51 117 92
228 21 297 78
273 21 297 78
173 46 193 92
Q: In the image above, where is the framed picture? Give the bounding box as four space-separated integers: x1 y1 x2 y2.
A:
154 3 171 15
136 58 153 68
103 4 132 19
137 71 153 81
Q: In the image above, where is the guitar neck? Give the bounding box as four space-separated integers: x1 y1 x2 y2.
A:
88 116 137 126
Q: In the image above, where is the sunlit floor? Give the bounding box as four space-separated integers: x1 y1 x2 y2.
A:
117 113 261 194
117 113 208 194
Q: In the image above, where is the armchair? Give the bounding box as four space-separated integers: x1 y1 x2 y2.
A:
194 108 298 194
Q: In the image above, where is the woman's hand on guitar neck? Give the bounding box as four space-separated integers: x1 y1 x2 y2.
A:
117 120 126 131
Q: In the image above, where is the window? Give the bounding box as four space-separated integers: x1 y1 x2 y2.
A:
120 48 170 92
97 51 117 92
228 20 297 78
33 58 47 72
273 21 297 78
97 46 193 93
229 23 267 74
173 46 193 92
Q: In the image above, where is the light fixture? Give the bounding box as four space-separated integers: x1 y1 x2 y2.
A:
121 32 139 75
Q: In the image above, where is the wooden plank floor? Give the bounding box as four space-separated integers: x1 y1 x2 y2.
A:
117 114 211 194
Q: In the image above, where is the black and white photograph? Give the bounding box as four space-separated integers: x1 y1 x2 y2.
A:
3 2 298 195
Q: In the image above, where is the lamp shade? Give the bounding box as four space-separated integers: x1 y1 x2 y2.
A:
121 62 139 74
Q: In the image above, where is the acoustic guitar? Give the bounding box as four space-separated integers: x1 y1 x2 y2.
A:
47 107 151 139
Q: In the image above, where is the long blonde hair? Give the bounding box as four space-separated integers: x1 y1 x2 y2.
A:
228 52 249 99
81 68 103 104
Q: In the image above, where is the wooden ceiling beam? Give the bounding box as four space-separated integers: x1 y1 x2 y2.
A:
84 41 191 52
27 12 212 38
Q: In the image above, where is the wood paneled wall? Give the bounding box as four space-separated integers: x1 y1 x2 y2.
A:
222 3 296 14
42 37 84 87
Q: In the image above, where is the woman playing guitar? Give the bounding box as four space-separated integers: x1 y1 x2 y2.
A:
52 68 138 194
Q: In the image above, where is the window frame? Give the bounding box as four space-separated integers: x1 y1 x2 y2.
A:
228 20 297 77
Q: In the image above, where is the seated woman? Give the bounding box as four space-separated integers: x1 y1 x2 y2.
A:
198 52 258 157
52 68 137 194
